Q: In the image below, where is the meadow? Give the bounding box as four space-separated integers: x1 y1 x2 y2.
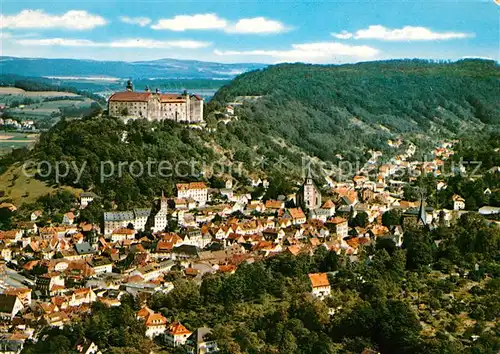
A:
0 132 38 156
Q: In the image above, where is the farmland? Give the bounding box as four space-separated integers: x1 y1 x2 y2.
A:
0 132 38 156
0 86 99 129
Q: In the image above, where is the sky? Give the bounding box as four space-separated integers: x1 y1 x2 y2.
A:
0 0 498 64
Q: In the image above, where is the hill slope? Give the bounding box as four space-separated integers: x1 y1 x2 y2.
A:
210 59 499 161
2 59 499 208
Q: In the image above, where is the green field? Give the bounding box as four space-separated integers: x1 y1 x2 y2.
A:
0 132 38 156
7 98 94 117
0 86 98 130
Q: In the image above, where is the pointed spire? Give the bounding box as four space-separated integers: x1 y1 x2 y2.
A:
306 165 313 179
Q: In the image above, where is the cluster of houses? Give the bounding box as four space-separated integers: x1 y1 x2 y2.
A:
0 138 498 353
0 118 35 131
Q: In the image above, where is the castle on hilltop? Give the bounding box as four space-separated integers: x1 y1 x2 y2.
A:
107 80 204 123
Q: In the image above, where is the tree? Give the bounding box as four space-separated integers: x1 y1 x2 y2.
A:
404 229 434 270
382 209 402 227
350 212 369 228
78 201 102 225
0 207 14 230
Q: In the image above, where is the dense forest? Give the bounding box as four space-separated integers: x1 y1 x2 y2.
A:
209 59 499 162
21 214 500 354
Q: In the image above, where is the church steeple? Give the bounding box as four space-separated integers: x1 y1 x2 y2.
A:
305 165 313 185
417 192 427 226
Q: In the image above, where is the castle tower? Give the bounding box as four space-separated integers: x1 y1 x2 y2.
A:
126 79 134 92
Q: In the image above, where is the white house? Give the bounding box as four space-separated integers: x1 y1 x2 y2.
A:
166 321 193 347
308 273 331 300
176 182 208 206
137 307 167 338
452 194 465 211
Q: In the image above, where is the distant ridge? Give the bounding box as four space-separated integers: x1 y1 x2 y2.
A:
0 56 267 80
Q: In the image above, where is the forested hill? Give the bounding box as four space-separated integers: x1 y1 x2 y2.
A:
2 60 499 209
209 59 499 162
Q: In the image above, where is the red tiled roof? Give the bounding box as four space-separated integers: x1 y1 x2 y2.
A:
167 322 192 336
308 273 330 288
328 217 347 225
289 208 306 220
109 92 152 102
176 182 207 190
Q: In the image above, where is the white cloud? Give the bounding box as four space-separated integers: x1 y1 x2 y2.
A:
353 25 473 41
109 39 210 49
0 32 12 39
226 17 288 34
0 9 107 30
214 42 379 63
17 38 211 49
332 30 353 40
151 13 288 34
151 13 227 31
17 38 99 47
119 16 151 27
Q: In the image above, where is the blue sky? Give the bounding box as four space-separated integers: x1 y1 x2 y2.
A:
0 0 498 63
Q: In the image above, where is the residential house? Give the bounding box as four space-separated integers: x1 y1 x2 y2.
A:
74 338 101 354
308 273 331 299
165 321 193 347
452 194 465 211
63 212 76 225
80 192 98 209
0 294 24 321
176 182 208 206
137 306 167 338
3 288 32 307
326 217 349 240
287 208 307 225
188 327 219 354
110 228 136 243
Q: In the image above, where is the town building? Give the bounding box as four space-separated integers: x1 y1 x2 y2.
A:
165 321 193 347
80 192 98 209
0 294 24 321
102 195 168 235
452 194 465 211
136 306 167 339
326 217 349 240
188 327 219 354
153 194 169 233
308 272 331 299
108 81 203 123
177 182 208 206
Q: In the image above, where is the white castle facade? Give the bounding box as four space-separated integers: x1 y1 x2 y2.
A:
108 81 204 123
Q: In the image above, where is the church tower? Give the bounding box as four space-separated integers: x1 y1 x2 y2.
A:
152 191 168 232
296 168 322 210
417 195 427 226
